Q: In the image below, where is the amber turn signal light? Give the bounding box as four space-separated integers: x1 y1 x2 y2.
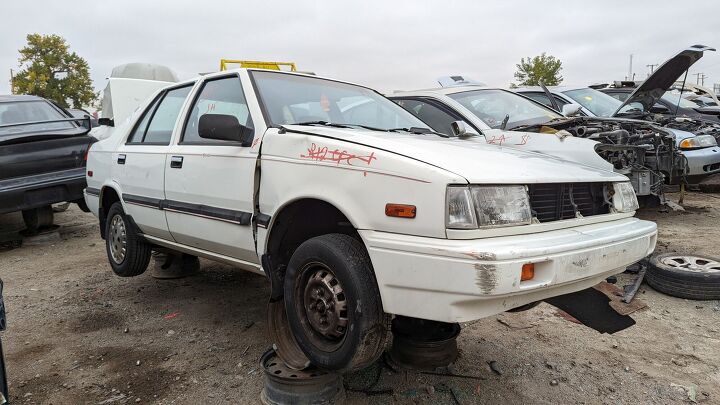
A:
385 204 416 218
521 263 535 281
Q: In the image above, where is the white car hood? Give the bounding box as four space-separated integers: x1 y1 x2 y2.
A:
282 125 627 184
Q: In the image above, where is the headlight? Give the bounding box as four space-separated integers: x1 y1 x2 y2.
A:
612 182 639 213
446 185 531 229
679 135 717 150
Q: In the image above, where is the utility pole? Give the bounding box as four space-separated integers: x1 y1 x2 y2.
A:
627 54 633 81
700 73 707 86
646 64 658 77
9 69 14 95
693 73 706 86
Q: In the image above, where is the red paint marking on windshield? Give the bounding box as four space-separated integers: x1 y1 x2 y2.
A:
300 143 377 166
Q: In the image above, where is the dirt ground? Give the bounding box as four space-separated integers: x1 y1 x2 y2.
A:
0 192 718 404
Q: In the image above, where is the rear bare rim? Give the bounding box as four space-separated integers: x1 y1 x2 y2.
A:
298 263 348 352
260 349 344 405
104 202 151 277
108 214 127 264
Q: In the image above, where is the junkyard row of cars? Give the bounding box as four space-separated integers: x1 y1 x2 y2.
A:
1 45 720 375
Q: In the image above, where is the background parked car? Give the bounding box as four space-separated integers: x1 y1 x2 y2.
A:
0 95 95 232
516 85 720 182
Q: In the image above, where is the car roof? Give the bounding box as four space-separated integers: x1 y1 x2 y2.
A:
176 68 375 92
513 85 592 93
390 85 504 97
0 94 46 103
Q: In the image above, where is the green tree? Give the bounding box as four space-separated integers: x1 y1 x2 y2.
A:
514 53 563 86
13 34 96 108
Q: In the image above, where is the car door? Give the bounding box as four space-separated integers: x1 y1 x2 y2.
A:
163 74 259 264
115 85 193 240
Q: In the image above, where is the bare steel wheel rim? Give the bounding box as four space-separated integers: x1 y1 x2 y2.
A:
661 255 720 273
109 214 127 264
299 263 348 351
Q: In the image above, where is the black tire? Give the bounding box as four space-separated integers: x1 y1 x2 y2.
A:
105 202 151 277
284 233 389 372
645 253 720 300
22 205 54 232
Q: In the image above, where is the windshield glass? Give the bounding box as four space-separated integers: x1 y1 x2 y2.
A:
662 92 703 109
448 89 560 129
252 71 428 130
0 101 74 136
563 88 637 117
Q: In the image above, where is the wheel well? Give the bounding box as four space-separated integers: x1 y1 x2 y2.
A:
99 187 121 239
263 199 360 297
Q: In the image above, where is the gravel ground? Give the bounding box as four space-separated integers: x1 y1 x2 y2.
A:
0 192 718 404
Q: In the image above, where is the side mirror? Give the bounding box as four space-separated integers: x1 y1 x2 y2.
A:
98 117 114 127
561 103 583 117
198 114 254 146
450 121 480 137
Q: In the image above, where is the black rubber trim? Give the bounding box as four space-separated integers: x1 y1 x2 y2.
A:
256 213 271 228
85 187 100 196
122 193 163 209
164 200 252 225
120 193 251 226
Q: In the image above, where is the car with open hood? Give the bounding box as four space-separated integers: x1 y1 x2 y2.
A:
516 85 720 181
389 82 682 203
0 95 95 232
85 68 657 371
596 45 720 141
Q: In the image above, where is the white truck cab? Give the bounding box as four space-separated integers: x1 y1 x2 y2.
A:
85 69 657 371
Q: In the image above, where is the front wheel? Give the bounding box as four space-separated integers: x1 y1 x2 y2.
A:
284 234 389 371
105 202 151 277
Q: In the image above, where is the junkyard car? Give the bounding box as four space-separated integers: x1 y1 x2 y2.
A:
390 85 682 203
85 69 657 371
0 278 7 404
0 95 95 231
517 85 720 182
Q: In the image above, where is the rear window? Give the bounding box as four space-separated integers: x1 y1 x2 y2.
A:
0 101 74 136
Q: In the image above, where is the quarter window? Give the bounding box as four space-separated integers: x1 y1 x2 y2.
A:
182 76 254 144
128 85 192 145
394 98 470 136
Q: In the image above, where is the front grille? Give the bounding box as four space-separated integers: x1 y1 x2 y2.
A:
528 183 610 223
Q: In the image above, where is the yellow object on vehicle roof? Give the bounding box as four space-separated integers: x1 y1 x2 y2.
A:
219 59 297 72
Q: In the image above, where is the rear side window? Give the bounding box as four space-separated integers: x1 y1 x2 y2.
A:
182 76 253 144
128 85 192 145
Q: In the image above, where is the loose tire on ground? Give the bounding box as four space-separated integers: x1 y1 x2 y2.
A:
105 202 152 277
283 233 389 372
645 253 720 300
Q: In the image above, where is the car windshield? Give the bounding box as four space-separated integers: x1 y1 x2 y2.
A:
0 100 74 136
662 92 704 109
448 89 560 129
563 88 637 117
251 71 428 130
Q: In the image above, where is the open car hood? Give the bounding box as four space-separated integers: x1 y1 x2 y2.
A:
613 45 716 117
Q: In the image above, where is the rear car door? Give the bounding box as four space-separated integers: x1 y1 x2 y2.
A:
115 85 192 240
164 74 259 263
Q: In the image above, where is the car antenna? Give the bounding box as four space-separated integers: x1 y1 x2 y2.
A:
674 69 689 117
500 114 510 130
539 81 561 111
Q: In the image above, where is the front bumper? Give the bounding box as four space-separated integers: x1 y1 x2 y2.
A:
0 167 87 215
361 217 657 323
682 146 720 177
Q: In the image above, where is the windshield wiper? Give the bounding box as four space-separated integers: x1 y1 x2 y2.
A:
293 121 353 129
388 127 451 138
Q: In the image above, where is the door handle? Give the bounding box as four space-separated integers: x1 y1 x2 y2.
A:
170 156 184 169
117 154 126 164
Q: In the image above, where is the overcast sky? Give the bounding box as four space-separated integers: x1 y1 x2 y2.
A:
3 0 720 97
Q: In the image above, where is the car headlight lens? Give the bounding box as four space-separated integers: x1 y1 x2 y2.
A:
446 185 531 229
679 135 717 150
613 182 639 213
